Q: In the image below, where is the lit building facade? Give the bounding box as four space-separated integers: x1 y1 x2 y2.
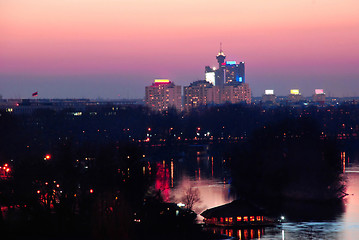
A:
145 79 182 112
211 45 245 87
207 45 251 104
183 80 220 111
224 61 245 84
221 83 251 104
205 66 216 86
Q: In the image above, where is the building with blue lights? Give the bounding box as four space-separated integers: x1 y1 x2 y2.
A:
206 46 246 87
224 61 245 84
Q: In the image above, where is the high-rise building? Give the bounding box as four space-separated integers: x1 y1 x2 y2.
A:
183 80 220 111
215 44 226 87
145 79 182 112
205 66 216 86
211 45 250 104
221 82 251 104
211 44 246 87
224 61 245 84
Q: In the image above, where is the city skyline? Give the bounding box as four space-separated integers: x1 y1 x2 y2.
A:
1 0 359 99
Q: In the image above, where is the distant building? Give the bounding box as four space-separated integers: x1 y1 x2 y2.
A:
215 45 226 87
183 80 220 111
145 79 182 112
313 89 326 104
205 66 216 86
224 61 245 84
262 90 276 104
204 45 250 105
287 89 302 102
0 98 144 115
211 44 245 87
222 82 251 104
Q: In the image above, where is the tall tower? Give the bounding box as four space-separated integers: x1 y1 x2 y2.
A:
216 43 226 67
215 43 226 87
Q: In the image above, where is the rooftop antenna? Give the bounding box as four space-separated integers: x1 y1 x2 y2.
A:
217 42 225 57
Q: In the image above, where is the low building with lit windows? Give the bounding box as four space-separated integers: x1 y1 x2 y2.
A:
287 89 302 103
262 90 276 104
201 199 275 227
313 89 326 104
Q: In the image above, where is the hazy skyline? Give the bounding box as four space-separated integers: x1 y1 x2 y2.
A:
1 0 359 99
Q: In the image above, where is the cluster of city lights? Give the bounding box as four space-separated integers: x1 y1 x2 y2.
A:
0 163 11 179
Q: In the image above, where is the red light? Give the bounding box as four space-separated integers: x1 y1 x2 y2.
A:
37 190 40 194
90 189 94 193
44 154 51 160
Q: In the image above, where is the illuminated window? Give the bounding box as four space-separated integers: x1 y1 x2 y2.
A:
243 216 248 222
220 217 224 222
257 216 261 221
225 217 228 222
229 217 233 223
237 216 242 221
250 216 255 221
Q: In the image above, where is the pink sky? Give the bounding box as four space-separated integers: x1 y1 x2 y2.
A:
1 0 359 98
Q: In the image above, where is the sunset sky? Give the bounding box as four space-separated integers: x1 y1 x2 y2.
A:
1 0 358 98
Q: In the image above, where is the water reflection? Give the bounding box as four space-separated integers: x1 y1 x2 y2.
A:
150 147 359 239
152 145 233 215
208 227 266 239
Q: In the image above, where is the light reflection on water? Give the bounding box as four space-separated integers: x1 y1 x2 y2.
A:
169 177 233 221
152 146 234 220
152 148 359 239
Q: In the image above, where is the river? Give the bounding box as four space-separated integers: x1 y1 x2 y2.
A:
149 146 359 239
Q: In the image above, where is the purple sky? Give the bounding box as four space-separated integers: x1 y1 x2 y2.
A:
1 0 359 99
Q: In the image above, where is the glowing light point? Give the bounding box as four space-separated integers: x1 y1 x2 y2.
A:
265 90 274 95
290 89 300 95
315 89 324 94
154 79 170 84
